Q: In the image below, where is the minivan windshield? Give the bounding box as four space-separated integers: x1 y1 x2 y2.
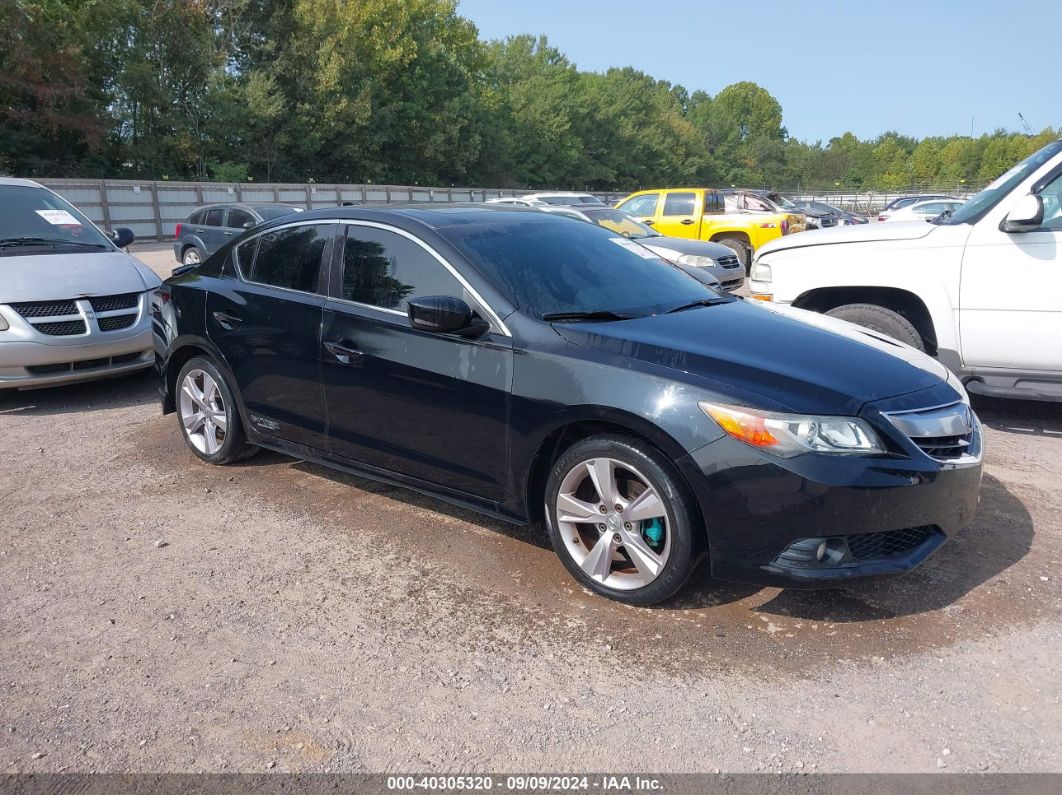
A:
941 139 1062 225
441 217 720 320
0 185 112 253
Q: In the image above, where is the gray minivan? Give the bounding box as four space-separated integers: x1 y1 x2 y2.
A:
173 203 303 265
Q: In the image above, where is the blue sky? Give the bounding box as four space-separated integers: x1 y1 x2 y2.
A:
457 0 1060 143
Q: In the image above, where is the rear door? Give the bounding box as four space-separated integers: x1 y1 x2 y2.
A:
320 222 513 500
655 191 700 239
206 222 336 446
200 207 228 253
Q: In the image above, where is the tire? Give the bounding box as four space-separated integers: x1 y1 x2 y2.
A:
825 303 925 351
182 246 204 266
176 356 258 465
544 434 702 605
715 236 751 271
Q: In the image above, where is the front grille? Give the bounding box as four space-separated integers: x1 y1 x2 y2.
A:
885 401 978 462
10 300 78 318
912 435 971 460
820 217 838 227
89 293 139 312
721 278 744 291
34 320 87 336
98 314 137 332
848 526 940 561
716 254 741 269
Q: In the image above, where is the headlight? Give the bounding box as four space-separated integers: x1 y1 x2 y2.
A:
676 254 717 269
700 402 886 457
750 262 772 282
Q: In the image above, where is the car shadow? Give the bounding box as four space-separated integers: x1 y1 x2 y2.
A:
750 473 1033 621
0 369 158 416
971 393 1062 438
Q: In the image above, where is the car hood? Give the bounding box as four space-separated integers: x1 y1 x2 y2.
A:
0 251 161 302
553 298 949 415
639 237 736 260
757 220 937 257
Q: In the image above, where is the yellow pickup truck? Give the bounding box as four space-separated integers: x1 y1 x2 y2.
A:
616 188 797 269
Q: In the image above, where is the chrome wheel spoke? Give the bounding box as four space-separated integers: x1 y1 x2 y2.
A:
211 411 227 432
181 381 204 408
621 530 664 579
624 489 664 523
183 411 205 435
581 532 618 582
203 420 220 454
586 458 618 507
556 493 599 523
202 377 219 410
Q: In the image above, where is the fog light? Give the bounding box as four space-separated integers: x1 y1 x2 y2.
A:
816 538 847 565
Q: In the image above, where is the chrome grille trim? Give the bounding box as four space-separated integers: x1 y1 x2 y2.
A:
883 401 982 465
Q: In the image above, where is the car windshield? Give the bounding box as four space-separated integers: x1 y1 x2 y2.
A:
767 193 799 210
440 217 715 320
579 208 659 239
254 205 303 220
0 185 112 252
941 140 1062 225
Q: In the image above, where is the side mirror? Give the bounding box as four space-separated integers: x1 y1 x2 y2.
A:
111 227 135 248
1001 194 1044 232
242 221 255 230
407 296 489 337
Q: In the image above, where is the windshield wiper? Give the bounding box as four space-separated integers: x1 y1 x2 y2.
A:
0 237 108 249
541 310 640 322
664 297 728 314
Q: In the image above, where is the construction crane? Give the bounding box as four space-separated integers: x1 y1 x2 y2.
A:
1018 112 1033 135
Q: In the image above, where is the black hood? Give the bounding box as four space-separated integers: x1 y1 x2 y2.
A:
553 299 950 415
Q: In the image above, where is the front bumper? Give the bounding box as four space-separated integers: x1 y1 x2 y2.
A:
677 402 983 588
0 296 154 389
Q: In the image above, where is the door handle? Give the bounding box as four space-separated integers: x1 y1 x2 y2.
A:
223 230 236 236
643 219 655 225
212 310 242 330
324 340 364 365
680 219 695 225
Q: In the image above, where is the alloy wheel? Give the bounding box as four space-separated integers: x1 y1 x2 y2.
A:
554 457 671 591
179 368 228 455
183 248 202 265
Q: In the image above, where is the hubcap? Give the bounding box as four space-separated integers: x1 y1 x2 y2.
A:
555 457 671 591
179 369 227 455
183 249 201 265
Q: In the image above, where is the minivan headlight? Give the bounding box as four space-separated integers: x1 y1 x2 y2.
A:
750 262 772 282
676 254 717 269
700 402 886 457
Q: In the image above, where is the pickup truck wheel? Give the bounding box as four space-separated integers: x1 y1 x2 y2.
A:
715 237 751 270
825 303 925 351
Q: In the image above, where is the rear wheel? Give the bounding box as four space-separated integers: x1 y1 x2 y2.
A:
182 246 203 266
825 303 925 351
715 236 751 271
544 435 702 605
176 357 257 464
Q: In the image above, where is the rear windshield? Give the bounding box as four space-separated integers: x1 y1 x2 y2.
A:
0 185 112 254
439 217 713 320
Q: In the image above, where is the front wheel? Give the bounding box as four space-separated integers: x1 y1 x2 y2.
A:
176 356 258 464
825 303 925 351
544 435 702 605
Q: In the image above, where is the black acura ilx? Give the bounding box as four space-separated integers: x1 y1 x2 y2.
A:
153 205 982 604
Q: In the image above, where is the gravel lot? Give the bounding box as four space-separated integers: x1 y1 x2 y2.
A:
0 245 1059 774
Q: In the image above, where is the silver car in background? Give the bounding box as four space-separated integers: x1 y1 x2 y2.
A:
539 205 745 292
0 178 161 389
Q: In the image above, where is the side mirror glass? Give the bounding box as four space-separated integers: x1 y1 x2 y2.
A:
1001 194 1044 232
242 221 255 229
111 227 135 249
407 296 488 337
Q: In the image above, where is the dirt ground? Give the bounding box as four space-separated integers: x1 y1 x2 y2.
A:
0 246 1059 774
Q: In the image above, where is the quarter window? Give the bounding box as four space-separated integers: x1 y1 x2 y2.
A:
663 192 696 216
249 224 330 293
341 227 463 311
703 192 724 214
619 194 660 217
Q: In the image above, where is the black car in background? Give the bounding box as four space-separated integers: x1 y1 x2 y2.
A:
792 199 870 225
153 206 982 604
173 203 303 266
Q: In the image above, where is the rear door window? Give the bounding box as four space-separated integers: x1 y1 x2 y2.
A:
248 224 332 294
204 208 225 227
228 208 256 229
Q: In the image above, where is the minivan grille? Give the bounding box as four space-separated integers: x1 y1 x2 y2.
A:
98 314 137 332
11 300 78 318
89 293 139 312
35 320 87 336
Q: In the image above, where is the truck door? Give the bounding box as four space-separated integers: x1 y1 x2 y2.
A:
655 191 701 239
959 169 1062 373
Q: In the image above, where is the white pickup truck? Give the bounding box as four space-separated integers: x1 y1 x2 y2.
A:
750 138 1062 402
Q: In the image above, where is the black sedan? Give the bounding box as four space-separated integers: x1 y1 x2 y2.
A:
153 206 982 604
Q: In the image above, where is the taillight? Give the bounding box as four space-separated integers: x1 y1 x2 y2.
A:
175 223 182 239
877 215 887 222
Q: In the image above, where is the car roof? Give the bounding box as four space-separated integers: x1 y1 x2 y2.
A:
256 203 560 231
0 177 47 188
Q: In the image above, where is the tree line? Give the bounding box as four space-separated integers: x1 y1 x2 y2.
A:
1 0 1057 190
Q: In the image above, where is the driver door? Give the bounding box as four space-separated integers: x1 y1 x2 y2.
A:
959 170 1062 372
